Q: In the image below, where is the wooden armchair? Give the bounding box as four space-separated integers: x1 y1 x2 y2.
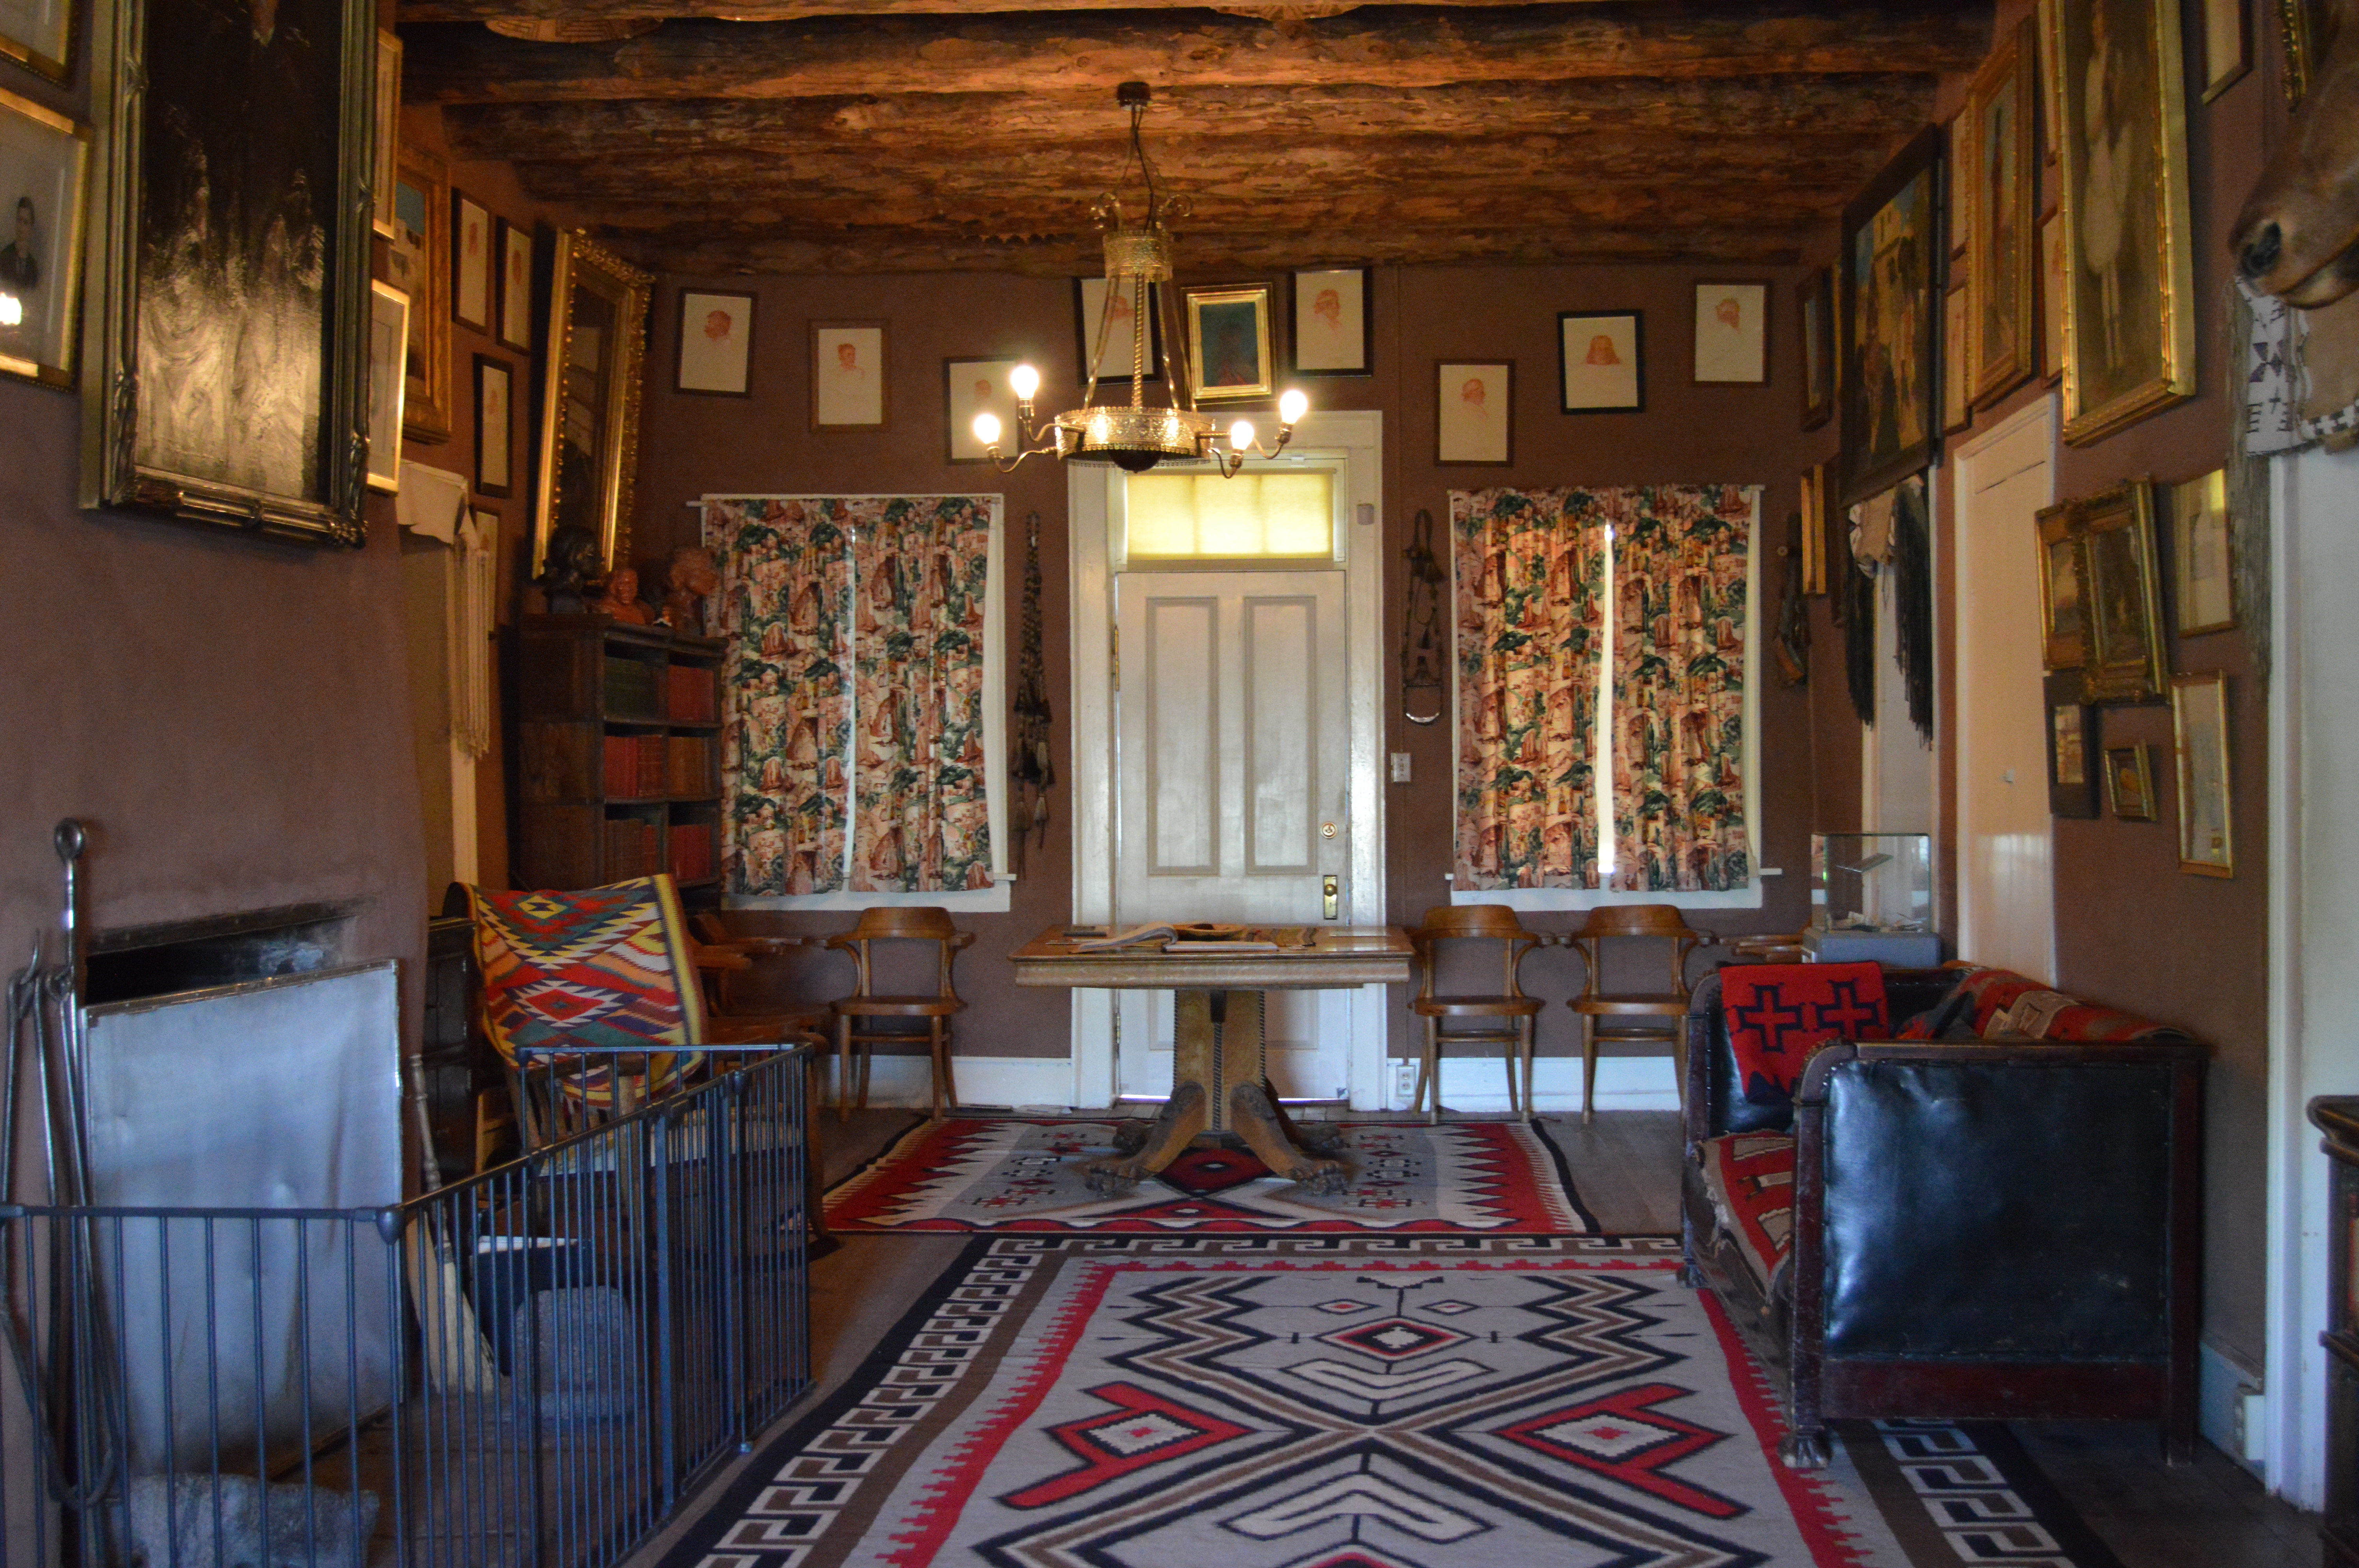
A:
826 907 974 1121
1407 906 1546 1123
1563 904 1710 1123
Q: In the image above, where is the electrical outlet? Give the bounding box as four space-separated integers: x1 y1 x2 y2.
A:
2237 1389 2267 1463
1390 752 1412 784
1394 1059 1418 1103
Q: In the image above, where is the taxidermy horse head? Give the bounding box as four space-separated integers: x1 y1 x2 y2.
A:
2234 0 2359 305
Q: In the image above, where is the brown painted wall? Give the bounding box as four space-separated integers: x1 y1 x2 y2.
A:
631 260 1837 1063
1909 0 2275 1364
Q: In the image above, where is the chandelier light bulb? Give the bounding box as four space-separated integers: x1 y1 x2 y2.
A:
1229 419 1257 452
972 411 1003 448
1009 364 1040 401
1278 388 1309 426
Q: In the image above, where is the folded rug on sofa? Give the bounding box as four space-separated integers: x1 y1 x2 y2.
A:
1699 1131 1799 1292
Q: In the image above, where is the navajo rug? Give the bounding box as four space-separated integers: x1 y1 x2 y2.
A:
824 1118 1598 1235
663 1238 2122 1568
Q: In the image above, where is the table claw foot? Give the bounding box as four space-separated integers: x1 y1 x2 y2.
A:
1084 1086 1204 1195
1083 1158 1145 1196
1109 1118 1158 1156
1229 1083 1352 1192
1290 1121 1348 1158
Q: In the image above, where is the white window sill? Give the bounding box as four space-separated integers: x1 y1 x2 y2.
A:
1450 883 1764 912
725 880 1013 914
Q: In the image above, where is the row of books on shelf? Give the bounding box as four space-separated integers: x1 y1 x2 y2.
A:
602 735 719 799
602 657 719 724
604 820 717 883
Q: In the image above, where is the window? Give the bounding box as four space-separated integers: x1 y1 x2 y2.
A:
1122 469 1335 561
1452 485 1761 908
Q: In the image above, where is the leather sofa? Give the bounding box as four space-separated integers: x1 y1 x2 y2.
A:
1680 963 2207 1467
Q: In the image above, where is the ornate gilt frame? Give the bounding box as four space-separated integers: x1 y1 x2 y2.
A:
2074 479 2170 704
531 229 651 577
1965 13 2041 407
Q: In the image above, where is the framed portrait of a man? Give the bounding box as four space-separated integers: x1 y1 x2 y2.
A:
1840 127 1941 506
1184 283 1273 403
945 356 1021 463
1966 15 2040 406
812 320 887 431
1076 276 1160 385
1557 311 1643 413
2045 0 2197 445
1289 268 1370 376
676 289 754 397
0 85 88 389
1436 360 1512 465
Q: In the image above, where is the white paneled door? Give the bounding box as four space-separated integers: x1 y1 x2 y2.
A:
1113 569 1351 1101
1953 397 2057 981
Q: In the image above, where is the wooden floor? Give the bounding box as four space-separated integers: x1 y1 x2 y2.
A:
627 1109 2323 1568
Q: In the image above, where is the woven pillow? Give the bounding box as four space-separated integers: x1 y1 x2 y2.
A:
1721 962 1889 1106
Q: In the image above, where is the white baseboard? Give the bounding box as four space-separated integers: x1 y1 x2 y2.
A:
2200 1337 2266 1477
819 1053 1075 1112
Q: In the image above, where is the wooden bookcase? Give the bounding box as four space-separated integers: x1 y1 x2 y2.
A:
514 615 724 900
2318 1096 2359 1566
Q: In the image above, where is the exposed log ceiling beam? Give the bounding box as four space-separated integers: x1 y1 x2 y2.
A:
401 6 1987 103
410 0 1647 23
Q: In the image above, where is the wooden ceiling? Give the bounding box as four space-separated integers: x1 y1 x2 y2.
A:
400 1 1990 276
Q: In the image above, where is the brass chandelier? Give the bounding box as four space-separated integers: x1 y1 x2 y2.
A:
974 81 1308 477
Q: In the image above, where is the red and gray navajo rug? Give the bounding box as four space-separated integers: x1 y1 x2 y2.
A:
661 1238 2126 1568
824 1117 1599 1234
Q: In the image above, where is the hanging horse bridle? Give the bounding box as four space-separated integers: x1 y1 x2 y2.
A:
1400 508 1447 725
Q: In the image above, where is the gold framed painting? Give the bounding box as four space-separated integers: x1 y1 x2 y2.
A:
2036 499 2088 670
1800 461 1830 595
0 85 90 390
1184 283 1274 403
365 279 407 494
2045 0 2197 445
1942 287 1971 434
391 140 451 443
1839 126 1941 505
2170 468 2236 635
2278 0 2339 107
1798 268 1834 430
370 30 400 240
1966 14 2040 406
2077 479 2169 703
2105 742 2157 819
533 230 651 576
2171 671 2233 876
0 0 72 82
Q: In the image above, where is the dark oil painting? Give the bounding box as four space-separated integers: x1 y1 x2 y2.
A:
133 0 343 502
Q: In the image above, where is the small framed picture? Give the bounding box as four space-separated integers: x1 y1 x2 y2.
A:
1184 283 1274 403
2046 671 2099 818
0 84 92 389
1798 268 1834 430
371 31 401 239
366 280 409 494
1966 16 2040 405
452 192 492 332
496 219 533 352
1290 267 1370 376
812 320 887 431
946 356 1023 463
676 288 755 396
1075 276 1160 386
1799 461 1830 595
1942 287 1971 434
2200 0 2250 101
1945 115 1968 258
1558 311 1642 413
391 140 451 441
2172 671 2234 876
2041 209 2066 383
1693 281 1767 384
2036 502 2086 671
2171 468 2236 635
474 354 513 498
1436 360 1512 465
2105 744 2157 821
2078 479 2169 703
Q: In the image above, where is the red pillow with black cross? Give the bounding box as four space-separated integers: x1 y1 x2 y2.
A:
1719 963 1889 1106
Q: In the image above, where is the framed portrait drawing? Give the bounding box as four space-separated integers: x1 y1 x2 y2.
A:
0 85 89 389
2105 743 2157 819
365 280 407 494
2046 671 2100 817
532 231 650 575
2036 499 2088 670
474 354 512 499
2045 0 2197 445
1290 267 1370 376
1942 287 1971 433
1967 16 2039 405
0 0 70 81
452 191 491 334
1075 276 1160 386
945 356 1021 463
370 30 399 240
1799 461 1830 595
390 140 451 443
2077 479 2168 703
1840 126 1941 505
1693 281 1767 384
2172 671 2233 875
2199 0 2250 98
2170 468 2235 635
676 289 754 396
1558 311 1642 412
79 0 375 545
812 320 886 431
1798 269 1834 430
496 220 533 352
1184 283 1274 403
1437 360 1512 465
2277 0 2337 106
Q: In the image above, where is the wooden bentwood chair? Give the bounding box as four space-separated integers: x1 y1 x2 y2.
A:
827 907 974 1122
1408 906 1546 1124
1563 904 1710 1124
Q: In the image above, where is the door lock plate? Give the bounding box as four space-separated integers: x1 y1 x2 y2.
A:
1322 874 1339 920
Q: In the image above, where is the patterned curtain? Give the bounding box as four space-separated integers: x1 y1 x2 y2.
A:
1607 485 1756 892
1450 488 1606 889
706 497 853 895
851 498 995 892
705 495 994 898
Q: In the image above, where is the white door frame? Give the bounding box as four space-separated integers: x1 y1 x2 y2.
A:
1067 409 1389 1110
1950 394 2058 982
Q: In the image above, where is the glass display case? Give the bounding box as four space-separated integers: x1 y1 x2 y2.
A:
1809 832 1933 933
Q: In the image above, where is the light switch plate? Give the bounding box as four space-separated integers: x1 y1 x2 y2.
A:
1390 752 1412 784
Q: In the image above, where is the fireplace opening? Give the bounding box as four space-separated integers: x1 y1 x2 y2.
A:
82 898 364 1005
